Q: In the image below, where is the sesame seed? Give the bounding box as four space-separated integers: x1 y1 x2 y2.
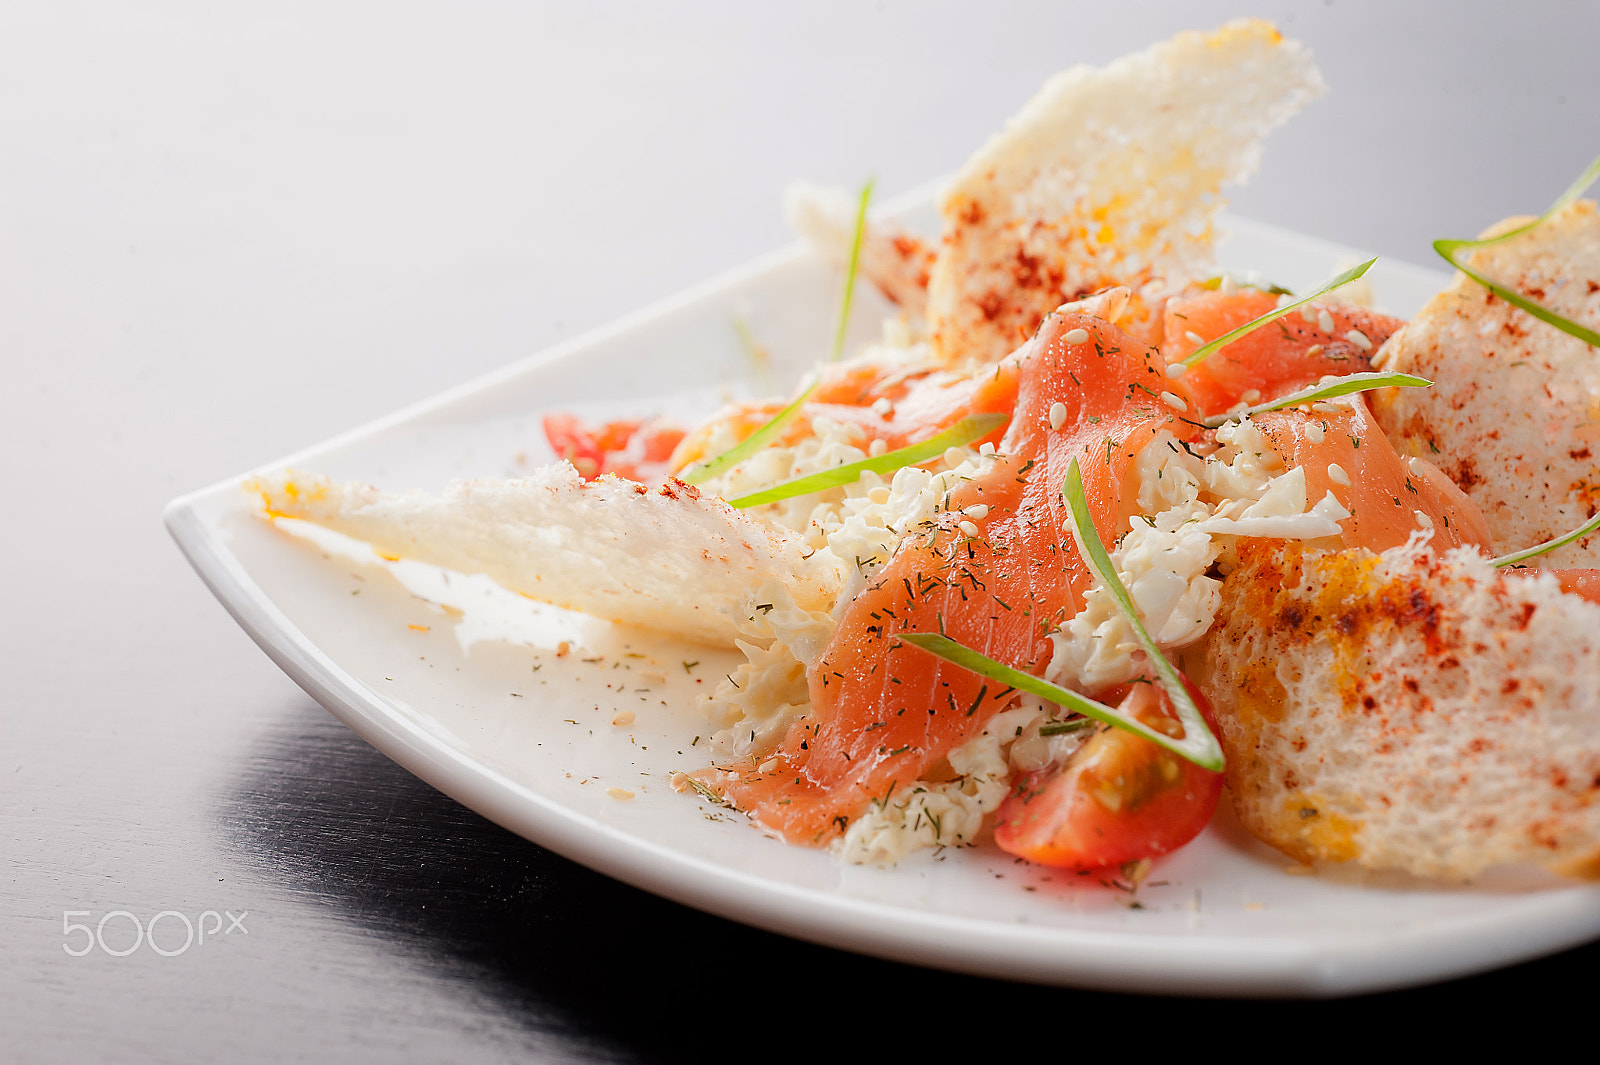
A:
1241 389 1262 404
1219 274 1238 295
1305 422 1325 444
868 486 891 504
1064 327 1090 344
1345 328 1372 351
964 504 990 519
871 397 894 416
1317 309 1335 333
959 520 980 537
1327 463 1351 486
606 787 635 801
1415 510 1434 529
943 446 966 468
1299 306 1318 323
1184 330 1205 346
758 757 782 774
612 710 636 727
869 438 888 457
1049 402 1068 431
1165 361 1189 379
1160 391 1187 411
1408 457 1427 478
1312 402 1342 414
1304 344 1323 358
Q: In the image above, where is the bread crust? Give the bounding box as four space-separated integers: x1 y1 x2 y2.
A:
1371 200 1600 566
1189 537 1600 880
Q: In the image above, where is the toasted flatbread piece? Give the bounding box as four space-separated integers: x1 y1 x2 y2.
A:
783 182 935 315
1371 200 1600 566
1190 538 1600 880
926 19 1324 365
250 467 843 647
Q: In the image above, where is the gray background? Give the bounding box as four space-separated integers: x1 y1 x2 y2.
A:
5 2 1598 1061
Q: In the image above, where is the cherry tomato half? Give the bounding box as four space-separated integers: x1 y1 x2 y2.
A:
993 674 1224 870
542 414 686 483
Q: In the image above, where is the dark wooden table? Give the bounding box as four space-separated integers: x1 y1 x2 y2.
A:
8 4 1600 1060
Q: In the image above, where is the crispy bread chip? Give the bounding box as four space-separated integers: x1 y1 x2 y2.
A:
1190 537 1600 880
250 467 843 647
926 19 1324 365
1372 200 1600 565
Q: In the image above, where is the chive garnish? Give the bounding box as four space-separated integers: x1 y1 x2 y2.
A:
725 411 1006 509
678 374 821 485
1201 371 1432 427
1490 510 1600 568
1200 272 1291 296
831 178 874 362
896 633 1217 769
1180 257 1378 369
1038 718 1096 737
1060 457 1223 770
733 314 774 394
1434 155 1600 349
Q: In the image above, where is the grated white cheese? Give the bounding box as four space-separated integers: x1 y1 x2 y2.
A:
1050 423 1351 692
702 581 835 758
833 705 1039 865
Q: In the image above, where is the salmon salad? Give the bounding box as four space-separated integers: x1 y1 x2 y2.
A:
254 20 1600 885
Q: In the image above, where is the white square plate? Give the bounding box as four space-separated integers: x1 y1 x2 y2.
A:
166 200 1600 996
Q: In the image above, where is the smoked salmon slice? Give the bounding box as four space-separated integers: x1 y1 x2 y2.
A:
700 302 1201 843
1162 288 1405 418
1252 400 1493 554
670 356 1019 472
1554 569 1600 605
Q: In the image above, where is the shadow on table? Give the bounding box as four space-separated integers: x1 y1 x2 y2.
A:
218 701 1597 1061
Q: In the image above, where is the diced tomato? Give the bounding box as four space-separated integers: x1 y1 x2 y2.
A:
992 674 1224 871
542 414 686 483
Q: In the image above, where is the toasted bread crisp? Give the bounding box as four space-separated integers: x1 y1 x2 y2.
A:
1189 537 1600 880
251 468 843 647
925 19 1324 365
1371 200 1600 566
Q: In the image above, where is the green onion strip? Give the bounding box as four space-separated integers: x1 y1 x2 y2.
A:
732 314 774 395
1058 458 1223 770
895 633 1214 767
1433 155 1600 349
895 457 1224 772
726 412 1006 509
1201 371 1432 428
678 375 820 486
831 178 874 362
1180 257 1378 369
1491 510 1600 568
